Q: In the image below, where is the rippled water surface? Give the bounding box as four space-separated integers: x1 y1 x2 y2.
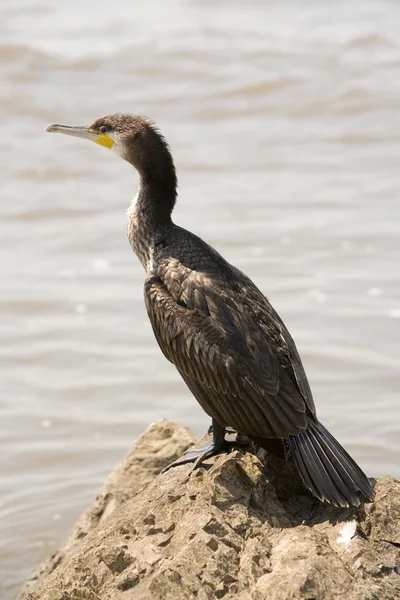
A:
1 0 400 596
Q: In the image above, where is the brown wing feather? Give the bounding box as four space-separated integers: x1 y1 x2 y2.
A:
144 265 311 439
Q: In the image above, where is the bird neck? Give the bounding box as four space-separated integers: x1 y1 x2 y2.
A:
127 174 176 271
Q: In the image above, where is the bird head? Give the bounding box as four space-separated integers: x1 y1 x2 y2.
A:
45 113 169 174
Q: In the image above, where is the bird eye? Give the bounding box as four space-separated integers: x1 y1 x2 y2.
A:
100 126 108 134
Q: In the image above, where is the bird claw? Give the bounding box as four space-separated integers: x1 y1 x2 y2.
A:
161 440 228 473
161 432 249 473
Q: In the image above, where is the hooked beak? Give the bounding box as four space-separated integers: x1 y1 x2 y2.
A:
44 123 115 149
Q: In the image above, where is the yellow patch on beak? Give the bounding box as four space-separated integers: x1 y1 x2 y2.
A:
94 133 115 149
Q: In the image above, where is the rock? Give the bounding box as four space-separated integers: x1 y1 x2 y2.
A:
20 420 399 600
18 420 196 598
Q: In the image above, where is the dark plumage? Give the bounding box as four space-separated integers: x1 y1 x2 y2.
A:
46 113 374 508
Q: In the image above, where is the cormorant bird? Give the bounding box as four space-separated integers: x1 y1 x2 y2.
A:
45 114 374 508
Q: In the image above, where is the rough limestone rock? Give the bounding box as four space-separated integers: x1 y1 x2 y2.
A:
19 420 196 598
21 420 399 600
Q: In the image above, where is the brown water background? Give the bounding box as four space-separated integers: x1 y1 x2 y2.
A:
1 0 400 596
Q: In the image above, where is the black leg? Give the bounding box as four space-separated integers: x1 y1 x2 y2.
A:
207 423 238 436
207 423 249 446
162 419 235 472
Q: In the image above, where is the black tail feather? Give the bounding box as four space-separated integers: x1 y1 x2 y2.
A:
287 421 374 507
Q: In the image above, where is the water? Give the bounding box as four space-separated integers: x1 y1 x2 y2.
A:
1 0 400 596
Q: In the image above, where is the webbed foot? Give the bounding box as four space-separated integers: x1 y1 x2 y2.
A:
162 419 250 472
161 438 232 472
